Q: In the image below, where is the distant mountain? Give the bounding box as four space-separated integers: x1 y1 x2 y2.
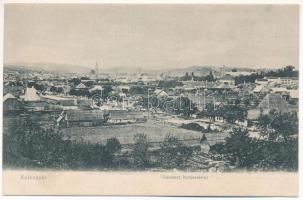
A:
4 62 91 74
4 62 153 74
4 62 262 76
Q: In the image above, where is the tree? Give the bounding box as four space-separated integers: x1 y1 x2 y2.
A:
159 134 192 169
129 86 148 95
224 128 252 167
174 96 197 117
257 111 298 142
205 71 215 82
80 76 90 80
57 87 64 94
68 78 81 86
3 116 72 168
210 125 298 171
101 85 113 100
105 137 121 154
103 137 122 166
180 72 191 81
285 65 295 72
158 80 183 88
69 89 90 97
133 134 150 168
222 105 247 123
211 128 253 168
235 73 264 85
197 103 216 122
181 71 216 82
3 117 122 170
180 122 206 132
34 83 45 92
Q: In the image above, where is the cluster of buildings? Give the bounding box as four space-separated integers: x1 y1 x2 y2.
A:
3 66 299 160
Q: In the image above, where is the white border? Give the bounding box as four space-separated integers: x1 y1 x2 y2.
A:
2 0 301 4
0 1 301 200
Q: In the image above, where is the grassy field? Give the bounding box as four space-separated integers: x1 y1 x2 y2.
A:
60 119 229 145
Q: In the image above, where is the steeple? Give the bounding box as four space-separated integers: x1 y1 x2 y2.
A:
95 62 99 79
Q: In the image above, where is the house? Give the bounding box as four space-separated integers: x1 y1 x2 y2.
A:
271 88 290 101
23 87 40 101
107 110 147 124
141 74 157 83
75 83 87 90
252 85 269 94
4 85 24 97
59 109 106 127
154 89 168 98
289 89 299 101
288 89 299 105
247 93 290 120
266 77 281 84
280 77 299 86
225 71 254 77
117 85 130 93
41 94 78 110
208 83 233 92
89 85 103 93
271 87 288 94
3 93 24 112
255 78 268 85
257 93 290 113
118 92 127 98
24 101 50 111
218 75 235 86
266 77 299 86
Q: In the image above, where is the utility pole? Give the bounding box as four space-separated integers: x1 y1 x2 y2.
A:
147 88 152 119
203 88 206 110
267 94 270 110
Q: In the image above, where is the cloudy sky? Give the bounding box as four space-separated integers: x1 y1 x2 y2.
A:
4 4 299 70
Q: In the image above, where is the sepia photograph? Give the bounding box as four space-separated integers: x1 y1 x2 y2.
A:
2 2 300 196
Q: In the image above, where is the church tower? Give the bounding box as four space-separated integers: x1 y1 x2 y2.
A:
95 62 99 79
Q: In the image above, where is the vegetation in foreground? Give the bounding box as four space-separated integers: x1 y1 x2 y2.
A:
3 110 298 171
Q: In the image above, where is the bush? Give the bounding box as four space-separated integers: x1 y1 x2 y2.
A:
158 134 193 169
180 123 206 132
132 134 150 168
3 118 123 170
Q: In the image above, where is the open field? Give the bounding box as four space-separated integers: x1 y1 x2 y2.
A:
60 119 229 145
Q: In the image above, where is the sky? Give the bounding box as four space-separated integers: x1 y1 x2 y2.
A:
4 4 299 70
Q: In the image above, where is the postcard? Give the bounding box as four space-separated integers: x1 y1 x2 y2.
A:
2 3 299 196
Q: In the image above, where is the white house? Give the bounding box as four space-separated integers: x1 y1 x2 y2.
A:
24 87 40 101
218 75 235 86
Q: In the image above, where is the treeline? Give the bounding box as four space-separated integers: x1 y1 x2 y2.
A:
180 71 215 82
3 119 120 169
210 111 298 171
69 85 113 99
140 96 197 117
27 82 46 92
235 65 298 85
158 80 183 88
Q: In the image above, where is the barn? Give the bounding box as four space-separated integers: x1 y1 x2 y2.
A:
3 93 24 112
